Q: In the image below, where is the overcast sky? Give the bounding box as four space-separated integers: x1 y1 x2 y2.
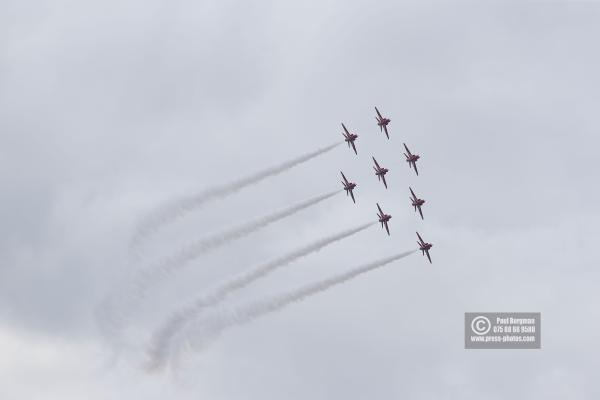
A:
2 1 600 399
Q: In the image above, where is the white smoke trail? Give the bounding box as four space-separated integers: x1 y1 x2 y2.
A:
99 190 341 337
146 221 375 369
161 249 417 370
132 141 342 245
134 190 340 297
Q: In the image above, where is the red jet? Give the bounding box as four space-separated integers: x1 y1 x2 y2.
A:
341 123 358 155
372 157 389 189
341 172 357 203
403 143 420 176
409 187 425 220
375 107 391 139
377 203 392 235
416 232 433 263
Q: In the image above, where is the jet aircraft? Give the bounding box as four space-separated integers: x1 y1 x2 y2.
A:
341 123 358 155
403 143 420 176
417 231 433 263
341 172 357 203
372 157 389 189
375 107 391 139
377 203 392 235
409 187 425 219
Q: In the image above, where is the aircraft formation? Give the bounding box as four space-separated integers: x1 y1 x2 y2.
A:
340 107 434 263
117 108 436 369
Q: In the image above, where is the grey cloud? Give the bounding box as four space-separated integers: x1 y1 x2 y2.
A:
1 1 599 399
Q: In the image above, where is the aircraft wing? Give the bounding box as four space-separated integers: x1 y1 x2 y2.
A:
375 106 383 119
383 125 389 139
409 187 417 199
350 190 356 203
341 123 349 135
372 157 380 169
413 162 419 176
351 141 357 155
341 171 348 184
403 143 412 156
377 203 383 214
425 250 432 263
381 174 388 189
416 231 424 244
418 206 424 220
384 221 390 235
